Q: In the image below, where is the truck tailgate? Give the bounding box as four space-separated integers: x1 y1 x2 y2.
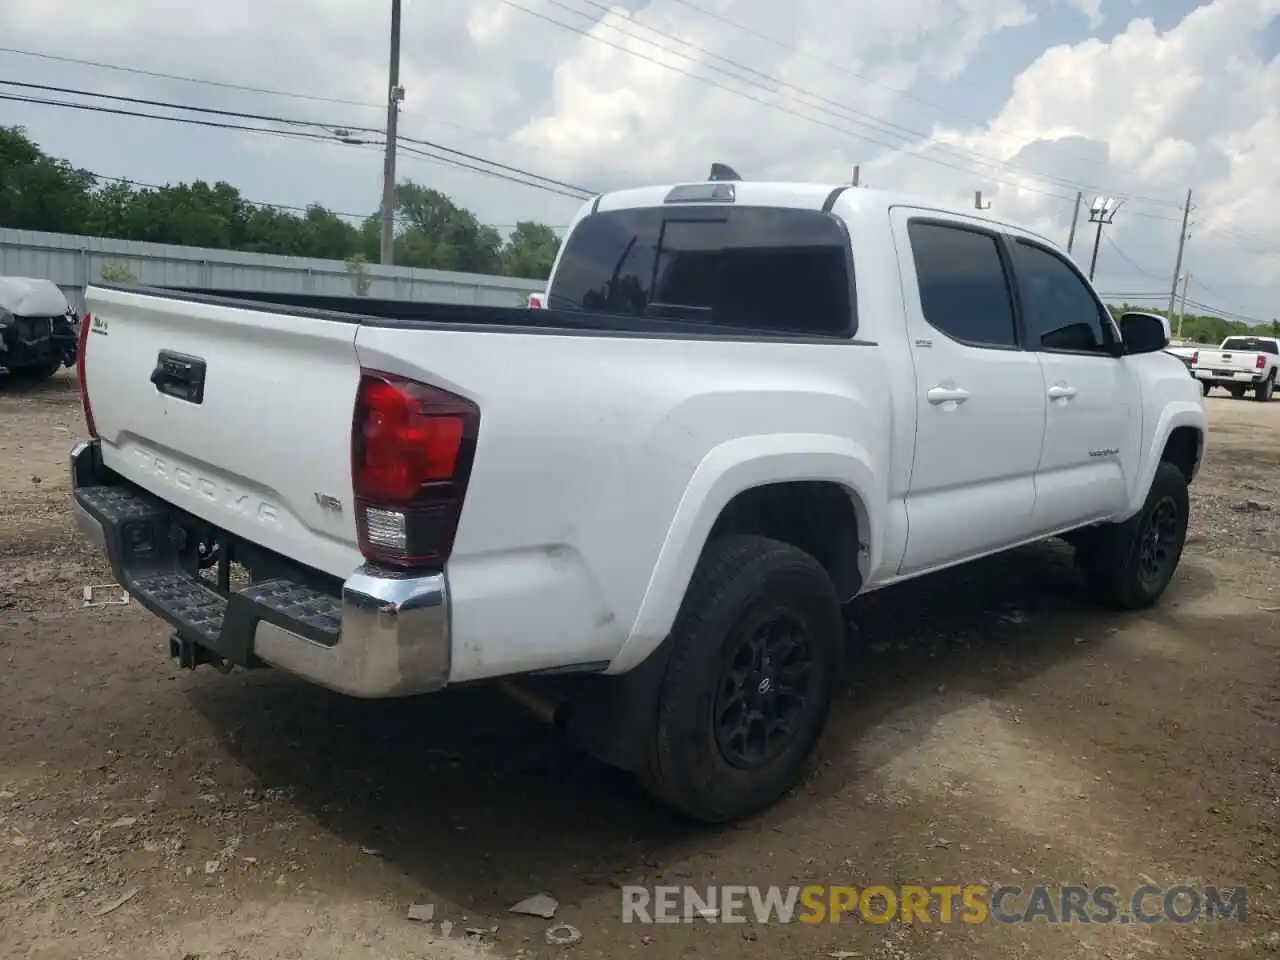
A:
82 286 364 578
1195 349 1260 373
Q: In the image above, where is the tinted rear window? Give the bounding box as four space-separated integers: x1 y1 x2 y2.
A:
1222 337 1278 355
547 207 854 335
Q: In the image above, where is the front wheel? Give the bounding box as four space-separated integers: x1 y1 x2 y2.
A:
639 535 844 823
1253 373 1275 402
1075 461 1190 610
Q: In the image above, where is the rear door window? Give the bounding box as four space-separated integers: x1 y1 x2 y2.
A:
547 206 854 335
906 220 1018 348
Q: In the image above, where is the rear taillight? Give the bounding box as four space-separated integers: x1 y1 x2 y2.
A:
528 293 545 309
76 313 98 438
1190 351 1198 365
1257 354 1266 370
351 370 479 568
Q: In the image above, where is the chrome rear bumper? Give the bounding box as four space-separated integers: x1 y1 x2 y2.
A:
69 439 451 698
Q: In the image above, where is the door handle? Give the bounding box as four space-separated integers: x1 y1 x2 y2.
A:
926 385 970 405
1047 384 1077 400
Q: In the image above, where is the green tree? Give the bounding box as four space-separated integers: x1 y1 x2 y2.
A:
501 221 561 279
392 182 504 274
1 128 564 282
1107 302 1274 344
0 126 96 233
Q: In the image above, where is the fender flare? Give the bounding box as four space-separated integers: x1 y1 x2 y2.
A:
608 433 882 673
1124 402 1206 517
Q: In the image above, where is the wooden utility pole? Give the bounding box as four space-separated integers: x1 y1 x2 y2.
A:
1066 191 1082 253
379 0 403 265
1087 197 1122 282
1166 188 1192 322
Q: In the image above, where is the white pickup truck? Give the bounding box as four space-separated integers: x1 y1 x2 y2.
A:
69 178 1206 822
1191 335 1279 400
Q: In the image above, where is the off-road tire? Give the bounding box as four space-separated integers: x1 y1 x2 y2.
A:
1075 461 1190 610
638 535 843 823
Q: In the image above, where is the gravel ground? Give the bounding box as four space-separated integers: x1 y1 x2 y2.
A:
1 371 1277 960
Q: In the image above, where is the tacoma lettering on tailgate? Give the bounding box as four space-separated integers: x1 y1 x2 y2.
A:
133 448 281 527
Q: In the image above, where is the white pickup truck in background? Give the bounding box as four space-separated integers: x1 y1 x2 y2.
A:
1191 335 1280 400
69 177 1206 822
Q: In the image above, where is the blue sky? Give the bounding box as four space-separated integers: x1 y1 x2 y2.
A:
0 0 1277 325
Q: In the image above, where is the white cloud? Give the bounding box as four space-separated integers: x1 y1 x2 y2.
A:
894 0 1280 315
0 0 1276 319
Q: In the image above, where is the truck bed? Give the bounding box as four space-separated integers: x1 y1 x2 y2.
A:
157 285 864 343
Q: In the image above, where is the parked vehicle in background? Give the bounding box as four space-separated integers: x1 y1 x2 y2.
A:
1165 338 1207 372
1191 335 1279 400
68 176 1206 823
0 277 79 380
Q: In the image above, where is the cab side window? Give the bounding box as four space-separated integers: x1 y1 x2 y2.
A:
907 221 1018 348
1011 240 1112 354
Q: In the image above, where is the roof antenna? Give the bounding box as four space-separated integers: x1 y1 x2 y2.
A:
708 162 741 182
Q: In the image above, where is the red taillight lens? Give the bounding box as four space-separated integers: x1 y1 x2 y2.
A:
76 313 98 438
351 370 479 568
1190 351 1198 365
528 293 545 309
1257 354 1266 370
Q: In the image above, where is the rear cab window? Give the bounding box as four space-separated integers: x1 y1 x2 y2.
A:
1221 337 1278 355
547 206 856 336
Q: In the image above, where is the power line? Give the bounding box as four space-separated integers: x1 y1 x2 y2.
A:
0 45 381 110
563 0 1182 206
1102 235 1166 281
0 90 594 200
0 92 357 145
1096 291 1265 325
0 44 598 163
499 0 1073 206
1178 296 1264 325
396 133 592 195
396 143 591 199
0 80 595 194
1097 291 1265 325
523 0 1183 209
659 0 1185 188
0 79 381 135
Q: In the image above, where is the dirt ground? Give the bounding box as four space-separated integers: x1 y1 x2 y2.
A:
1 371 1277 960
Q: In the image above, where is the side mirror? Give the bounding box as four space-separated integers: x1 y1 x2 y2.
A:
1119 311 1170 355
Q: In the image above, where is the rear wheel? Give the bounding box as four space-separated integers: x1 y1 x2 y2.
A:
1253 373 1274 402
1075 461 1189 610
639 535 843 823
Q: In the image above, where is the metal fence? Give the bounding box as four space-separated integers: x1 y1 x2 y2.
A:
0 227 544 313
